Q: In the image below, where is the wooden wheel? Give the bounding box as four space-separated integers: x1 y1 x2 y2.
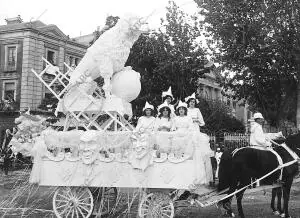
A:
138 192 174 218
53 187 94 218
92 187 118 217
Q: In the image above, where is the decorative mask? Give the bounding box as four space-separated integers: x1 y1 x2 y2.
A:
79 141 99 164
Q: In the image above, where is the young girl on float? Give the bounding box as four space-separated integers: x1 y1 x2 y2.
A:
154 102 173 158
161 86 175 117
184 93 214 185
185 93 205 131
154 101 173 132
135 101 156 134
131 101 156 171
171 101 194 160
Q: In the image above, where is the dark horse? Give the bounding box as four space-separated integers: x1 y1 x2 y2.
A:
218 133 300 218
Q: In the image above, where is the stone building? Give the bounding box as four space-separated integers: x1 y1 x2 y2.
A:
0 16 88 143
0 16 88 111
198 67 223 100
197 66 252 130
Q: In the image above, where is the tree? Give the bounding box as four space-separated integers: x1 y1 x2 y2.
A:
127 0 210 114
196 0 300 127
198 97 245 133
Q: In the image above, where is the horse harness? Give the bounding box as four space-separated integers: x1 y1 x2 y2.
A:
197 144 300 207
232 143 300 181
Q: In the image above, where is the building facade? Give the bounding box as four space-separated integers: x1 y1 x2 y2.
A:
197 67 252 130
0 16 88 111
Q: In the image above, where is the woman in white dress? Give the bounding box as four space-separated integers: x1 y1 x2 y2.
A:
185 93 213 184
135 101 156 134
131 101 156 171
171 101 194 158
162 86 175 117
185 93 205 131
154 102 173 154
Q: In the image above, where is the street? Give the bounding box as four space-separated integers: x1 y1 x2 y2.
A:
0 170 300 218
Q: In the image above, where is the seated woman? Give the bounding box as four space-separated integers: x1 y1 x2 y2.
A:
171 101 194 159
135 101 156 134
154 101 173 156
130 101 156 170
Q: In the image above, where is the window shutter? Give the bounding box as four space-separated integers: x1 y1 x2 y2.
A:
16 40 23 72
0 42 4 71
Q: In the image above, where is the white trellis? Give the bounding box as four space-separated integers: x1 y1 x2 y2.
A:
31 57 133 132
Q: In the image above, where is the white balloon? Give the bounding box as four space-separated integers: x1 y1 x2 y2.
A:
111 68 141 102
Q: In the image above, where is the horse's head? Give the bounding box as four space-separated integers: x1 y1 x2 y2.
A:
285 132 300 158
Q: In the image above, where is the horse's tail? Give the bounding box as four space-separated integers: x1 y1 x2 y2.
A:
218 150 233 192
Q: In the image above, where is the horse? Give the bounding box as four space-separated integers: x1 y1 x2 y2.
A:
271 133 300 216
218 133 300 218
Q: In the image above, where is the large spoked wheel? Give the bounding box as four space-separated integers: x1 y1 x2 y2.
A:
138 192 174 218
53 187 94 218
92 187 118 217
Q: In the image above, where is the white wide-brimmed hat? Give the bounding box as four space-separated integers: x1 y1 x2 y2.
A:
162 86 174 100
176 100 188 110
185 93 199 103
253 112 264 120
142 101 154 111
157 101 171 112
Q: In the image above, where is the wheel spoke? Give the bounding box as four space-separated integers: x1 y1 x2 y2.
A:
56 199 69 204
71 208 75 218
77 188 88 200
79 202 92 207
161 205 172 210
64 188 74 199
57 193 71 201
56 203 69 210
76 206 86 217
75 207 79 218
69 187 77 199
78 196 92 203
78 204 90 213
59 205 70 216
65 206 72 218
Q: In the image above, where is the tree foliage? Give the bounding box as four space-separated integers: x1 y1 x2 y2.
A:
196 0 300 126
198 97 245 133
127 1 210 114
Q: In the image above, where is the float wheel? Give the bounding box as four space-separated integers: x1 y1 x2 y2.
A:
53 186 94 218
138 192 174 218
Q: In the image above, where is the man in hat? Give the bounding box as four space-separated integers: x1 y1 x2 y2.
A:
250 112 272 148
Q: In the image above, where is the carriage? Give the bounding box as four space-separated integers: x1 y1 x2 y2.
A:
6 55 298 218
21 55 219 218
20 12 300 217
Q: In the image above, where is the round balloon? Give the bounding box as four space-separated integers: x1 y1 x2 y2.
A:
111 68 141 102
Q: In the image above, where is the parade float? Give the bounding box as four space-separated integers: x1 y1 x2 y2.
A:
23 12 300 218
19 13 217 218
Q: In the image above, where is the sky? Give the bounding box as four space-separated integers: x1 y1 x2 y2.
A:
0 0 198 38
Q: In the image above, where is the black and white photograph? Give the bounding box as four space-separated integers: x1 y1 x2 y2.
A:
0 0 299 217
